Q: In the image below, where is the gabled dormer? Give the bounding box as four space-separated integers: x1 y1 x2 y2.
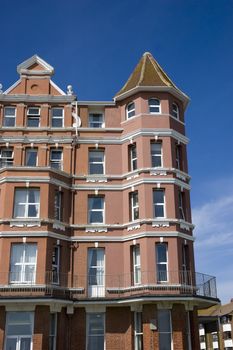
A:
3 55 73 98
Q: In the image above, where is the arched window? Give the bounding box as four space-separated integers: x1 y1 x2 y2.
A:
126 102 135 119
172 102 179 119
148 98 161 114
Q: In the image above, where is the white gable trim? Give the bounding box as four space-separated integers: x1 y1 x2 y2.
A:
3 79 21 94
50 80 66 96
17 54 54 75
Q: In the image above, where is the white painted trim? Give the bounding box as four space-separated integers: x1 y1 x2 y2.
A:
17 55 54 75
73 177 191 191
50 80 66 96
0 95 75 103
0 229 195 242
0 128 189 145
71 230 195 242
3 79 21 94
77 101 115 106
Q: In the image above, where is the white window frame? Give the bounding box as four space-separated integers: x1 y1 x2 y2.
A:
27 107 40 127
153 189 166 218
25 148 38 166
132 245 141 285
49 313 57 350
51 108 64 128
50 149 63 170
54 190 63 221
88 196 105 224
3 107 16 127
151 142 162 168
175 144 182 170
156 243 168 283
88 248 105 298
52 246 60 284
134 312 143 350
172 102 180 120
148 98 161 114
89 113 104 128
126 102 135 119
5 311 34 350
86 313 105 350
129 144 137 171
10 243 37 284
178 190 185 220
130 192 139 221
14 188 40 218
89 150 105 175
0 148 13 167
158 309 173 350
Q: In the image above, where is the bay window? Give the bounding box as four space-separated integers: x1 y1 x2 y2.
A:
153 189 165 218
27 107 40 127
126 102 135 119
156 243 168 282
50 149 63 170
151 142 162 167
89 150 105 174
86 313 105 350
25 148 37 166
158 309 172 350
88 196 104 224
14 188 40 218
0 148 13 167
88 248 105 297
10 243 37 284
132 245 141 285
130 192 139 221
148 98 161 114
5 312 34 350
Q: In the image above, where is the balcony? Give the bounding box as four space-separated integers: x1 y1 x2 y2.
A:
0 270 217 300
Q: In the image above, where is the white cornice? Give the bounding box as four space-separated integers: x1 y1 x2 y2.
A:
0 128 189 144
0 229 194 242
73 177 191 190
0 94 75 103
77 101 115 106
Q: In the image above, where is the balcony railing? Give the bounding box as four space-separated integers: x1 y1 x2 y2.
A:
0 270 217 300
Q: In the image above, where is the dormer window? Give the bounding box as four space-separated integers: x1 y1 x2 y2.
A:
172 103 179 120
126 102 135 119
89 113 104 128
27 107 40 127
148 98 161 114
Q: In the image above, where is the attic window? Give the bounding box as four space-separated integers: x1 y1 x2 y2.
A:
149 98 161 114
126 102 135 119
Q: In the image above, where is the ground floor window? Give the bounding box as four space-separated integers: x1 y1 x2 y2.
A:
134 312 143 350
158 309 173 350
5 311 34 350
86 313 105 350
49 313 57 350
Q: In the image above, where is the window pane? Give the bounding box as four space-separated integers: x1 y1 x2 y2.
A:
90 211 103 223
5 107 16 116
25 150 37 166
157 244 167 263
52 118 63 127
52 108 63 117
158 310 171 333
89 197 103 209
159 333 171 350
51 151 62 160
20 337 31 350
154 205 164 217
5 338 17 350
8 324 31 335
153 190 164 203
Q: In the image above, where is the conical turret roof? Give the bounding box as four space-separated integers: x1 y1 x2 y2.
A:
115 52 189 107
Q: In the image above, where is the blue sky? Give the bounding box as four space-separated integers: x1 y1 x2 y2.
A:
1 0 233 303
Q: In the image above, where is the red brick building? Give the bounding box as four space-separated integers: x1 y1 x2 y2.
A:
0 53 218 350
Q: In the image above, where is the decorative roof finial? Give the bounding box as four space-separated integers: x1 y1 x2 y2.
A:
67 85 73 96
0 84 3 94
